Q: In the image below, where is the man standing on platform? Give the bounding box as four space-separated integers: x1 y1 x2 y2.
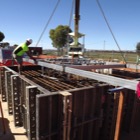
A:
12 38 36 73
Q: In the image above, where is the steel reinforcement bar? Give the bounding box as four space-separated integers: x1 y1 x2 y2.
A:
28 60 139 91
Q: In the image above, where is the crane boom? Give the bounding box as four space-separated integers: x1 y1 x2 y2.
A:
74 0 80 46
68 0 85 58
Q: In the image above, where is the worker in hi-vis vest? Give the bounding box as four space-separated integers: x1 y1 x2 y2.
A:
12 38 36 73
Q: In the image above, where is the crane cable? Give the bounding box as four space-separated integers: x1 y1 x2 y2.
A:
69 0 75 28
66 0 75 45
36 0 61 47
96 0 127 64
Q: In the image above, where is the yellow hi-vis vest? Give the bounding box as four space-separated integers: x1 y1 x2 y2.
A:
14 43 29 56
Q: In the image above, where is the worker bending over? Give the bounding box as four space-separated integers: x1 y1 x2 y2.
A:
12 38 36 73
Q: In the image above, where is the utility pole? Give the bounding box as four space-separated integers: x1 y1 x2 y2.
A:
103 40 105 50
103 40 105 59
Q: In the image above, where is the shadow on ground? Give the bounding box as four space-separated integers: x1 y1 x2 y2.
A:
0 117 15 140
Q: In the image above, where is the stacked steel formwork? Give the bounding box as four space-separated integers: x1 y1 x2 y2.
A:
0 65 140 140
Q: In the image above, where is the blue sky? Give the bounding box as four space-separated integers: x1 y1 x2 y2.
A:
1 0 140 50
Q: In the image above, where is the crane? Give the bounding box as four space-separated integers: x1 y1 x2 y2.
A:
68 0 85 58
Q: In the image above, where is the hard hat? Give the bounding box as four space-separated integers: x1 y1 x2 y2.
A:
26 38 33 44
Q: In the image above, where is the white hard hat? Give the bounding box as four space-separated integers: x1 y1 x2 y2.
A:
26 38 33 44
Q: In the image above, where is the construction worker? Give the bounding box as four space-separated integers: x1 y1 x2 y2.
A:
12 39 36 73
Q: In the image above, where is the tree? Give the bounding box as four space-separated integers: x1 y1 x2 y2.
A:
136 42 140 52
136 42 140 55
0 31 5 42
49 25 72 55
136 42 140 67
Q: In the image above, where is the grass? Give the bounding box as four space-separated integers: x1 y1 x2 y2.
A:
43 49 140 64
85 51 139 63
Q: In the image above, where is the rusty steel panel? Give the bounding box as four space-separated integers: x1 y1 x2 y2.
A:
69 64 126 71
112 69 140 79
9 65 41 72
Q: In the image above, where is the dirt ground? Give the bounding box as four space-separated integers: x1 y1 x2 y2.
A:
0 99 28 140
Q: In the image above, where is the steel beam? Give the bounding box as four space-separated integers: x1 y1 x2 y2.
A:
5 61 139 91
24 58 64 71
33 61 138 91
65 67 138 91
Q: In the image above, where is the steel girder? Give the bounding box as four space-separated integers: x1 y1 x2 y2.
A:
26 60 138 91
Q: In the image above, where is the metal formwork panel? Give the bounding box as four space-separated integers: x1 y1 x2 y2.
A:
99 88 121 140
26 86 39 140
0 67 7 101
20 79 33 130
132 99 140 130
121 89 140 132
11 75 23 127
70 86 106 140
36 92 72 140
121 89 135 132
5 71 13 114
36 93 64 140
0 67 2 95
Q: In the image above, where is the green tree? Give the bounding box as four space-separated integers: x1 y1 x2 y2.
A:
136 42 140 66
136 42 140 55
49 25 72 55
0 31 5 42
